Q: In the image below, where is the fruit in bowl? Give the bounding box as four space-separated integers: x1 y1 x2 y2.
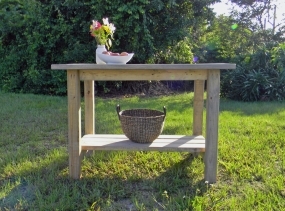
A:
97 51 134 64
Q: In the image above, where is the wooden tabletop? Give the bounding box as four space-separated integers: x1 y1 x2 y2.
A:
51 63 236 70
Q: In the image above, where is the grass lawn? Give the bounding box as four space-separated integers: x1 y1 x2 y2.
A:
0 91 285 210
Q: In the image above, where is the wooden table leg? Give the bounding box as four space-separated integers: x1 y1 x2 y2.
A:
83 80 95 157
67 70 82 179
84 80 95 134
193 80 205 136
205 69 220 183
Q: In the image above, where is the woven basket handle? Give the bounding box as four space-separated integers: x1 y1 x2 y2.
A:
117 104 166 120
163 106 167 120
116 104 121 120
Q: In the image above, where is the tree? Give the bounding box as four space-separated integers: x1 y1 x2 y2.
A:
229 0 285 39
214 9 285 101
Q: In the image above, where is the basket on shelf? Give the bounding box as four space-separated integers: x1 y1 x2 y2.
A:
116 105 166 143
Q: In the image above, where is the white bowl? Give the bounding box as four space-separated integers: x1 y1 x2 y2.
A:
97 53 134 64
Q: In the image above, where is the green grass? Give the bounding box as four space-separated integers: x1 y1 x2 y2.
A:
1 91 285 210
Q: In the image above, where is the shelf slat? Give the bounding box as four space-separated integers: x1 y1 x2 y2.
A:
81 134 205 152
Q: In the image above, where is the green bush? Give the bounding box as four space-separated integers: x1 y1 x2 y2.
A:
0 0 216 95
221 42 285 101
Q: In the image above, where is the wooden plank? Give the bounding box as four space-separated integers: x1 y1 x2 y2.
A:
79 69 207 81
67 70 82 179
205 70 220 184
81 134 205 152
193 80 205 135
84 80 94 134
51 63 236 70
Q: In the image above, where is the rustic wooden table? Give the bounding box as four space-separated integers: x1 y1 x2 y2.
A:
51 63 236 183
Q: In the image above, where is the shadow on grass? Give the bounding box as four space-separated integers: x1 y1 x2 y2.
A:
219 99 285 115
190 98 285 117
0 150 208 210
0 151 69 210
0 179 36 209
79 152 208 210
150 153 208 209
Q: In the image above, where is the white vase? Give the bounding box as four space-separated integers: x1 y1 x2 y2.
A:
96 45 106 64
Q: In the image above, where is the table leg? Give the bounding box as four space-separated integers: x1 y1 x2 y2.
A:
67 70 82 179
83 80 95 157
205 70 220 183
193 80 205 136
84 80 95 134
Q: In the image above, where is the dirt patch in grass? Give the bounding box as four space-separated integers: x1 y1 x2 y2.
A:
0 181 36 210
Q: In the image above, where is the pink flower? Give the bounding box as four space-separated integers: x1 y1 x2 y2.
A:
92 20 102 30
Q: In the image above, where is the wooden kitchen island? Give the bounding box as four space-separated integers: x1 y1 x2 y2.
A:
51 63 236 183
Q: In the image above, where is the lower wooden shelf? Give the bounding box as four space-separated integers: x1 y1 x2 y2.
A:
81 134 205 152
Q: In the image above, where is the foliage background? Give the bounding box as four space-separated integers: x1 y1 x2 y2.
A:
0 0 285 101
0 0 216 95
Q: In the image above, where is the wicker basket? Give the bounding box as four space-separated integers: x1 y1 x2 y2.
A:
116 105 166 143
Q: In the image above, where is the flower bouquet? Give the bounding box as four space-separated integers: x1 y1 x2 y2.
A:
90 18 116 50
90 17 134 64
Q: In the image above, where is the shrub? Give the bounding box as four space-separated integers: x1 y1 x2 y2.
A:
221 41 285 101
221 64 285 102
264 69 285 101
0 0 215 95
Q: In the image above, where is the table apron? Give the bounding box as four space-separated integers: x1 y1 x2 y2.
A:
79 69 208 81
